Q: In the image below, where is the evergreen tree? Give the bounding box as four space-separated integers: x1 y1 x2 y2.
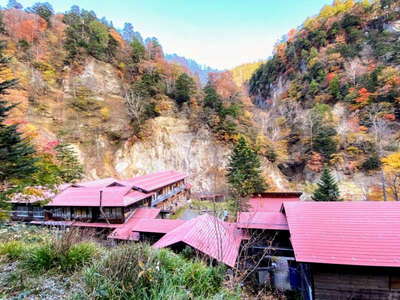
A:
55 143 84 183
312 167 341 201
131 38 146 64
203 83 222 112
0 43 37 212
7 0 23 9
122 22 134 42
174 73 196 105
26 2 54 25
328 76 341 100
227 136 266 199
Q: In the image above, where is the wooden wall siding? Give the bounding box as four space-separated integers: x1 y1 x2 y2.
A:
313 265 400 300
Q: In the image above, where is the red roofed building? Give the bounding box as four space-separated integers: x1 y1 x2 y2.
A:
153 214 246 267
13 170 190 225
247 192 302 212
108 207 162 241
236 193 300 290
283 201 400 300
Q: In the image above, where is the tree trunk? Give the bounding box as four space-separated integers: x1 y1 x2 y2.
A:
381 170 388 201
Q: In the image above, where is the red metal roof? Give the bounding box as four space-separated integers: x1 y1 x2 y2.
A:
131 219 186 234
153 214 245 267
284 201 400 267
247 193 301 212
237 211 289 230
108 207 161 240
49 186 150 207
124 170 187 192
30 220 74 226
71 222 123 229
48 171 186 207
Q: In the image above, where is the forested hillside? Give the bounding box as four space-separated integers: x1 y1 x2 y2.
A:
249 0 400 200
0 2 285 194
165 53 219 86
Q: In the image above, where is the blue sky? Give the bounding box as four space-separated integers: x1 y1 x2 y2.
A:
5 0 332 69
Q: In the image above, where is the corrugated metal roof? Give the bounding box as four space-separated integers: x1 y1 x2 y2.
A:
108 208 161 240
47 170 187 207
131 219 186 234
125 170 187 192
247 193 300 212
153 214 245 267
71 222 123 229
237 211 288 230
49 186 150 207
284 201 400 267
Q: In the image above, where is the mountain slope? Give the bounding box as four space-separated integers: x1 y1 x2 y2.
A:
0 6 287 194
165 53 219 85
248 0 400 200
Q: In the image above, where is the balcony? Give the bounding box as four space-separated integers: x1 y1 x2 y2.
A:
151 186 185 206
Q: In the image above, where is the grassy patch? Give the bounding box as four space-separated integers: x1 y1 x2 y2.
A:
0 225 241 299
81 243 238 299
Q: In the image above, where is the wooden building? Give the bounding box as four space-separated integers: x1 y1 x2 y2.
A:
236 192 302 290
283 201 400 300
12 171 190 226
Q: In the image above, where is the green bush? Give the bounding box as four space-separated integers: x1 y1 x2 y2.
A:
362 155 381 171
23 230 100 273
61 242 99 271
0 241 26 260
24 243 57 272
81 243 235 299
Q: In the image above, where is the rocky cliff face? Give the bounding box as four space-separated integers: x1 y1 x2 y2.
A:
6 55 288 193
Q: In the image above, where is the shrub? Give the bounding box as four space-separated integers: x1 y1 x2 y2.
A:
0 240 26 260
24 243 57 272
24 229 98 273
362 155 381 171
82 243 234 299
61 242 99 271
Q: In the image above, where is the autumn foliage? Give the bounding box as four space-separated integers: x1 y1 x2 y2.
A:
3 9 47 43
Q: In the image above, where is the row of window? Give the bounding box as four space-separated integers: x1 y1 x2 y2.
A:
15 206 44 218
52 207 123 219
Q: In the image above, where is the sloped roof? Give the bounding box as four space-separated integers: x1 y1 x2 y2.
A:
47 170 187 207
131 219 186 234
108 207 161 240
153 214 245 267
247 192 301 212
237 211 288 230
49 185 150 207
124 170 187 192
284 201 400 267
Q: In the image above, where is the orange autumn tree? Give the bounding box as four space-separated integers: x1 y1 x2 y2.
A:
3 9 47 43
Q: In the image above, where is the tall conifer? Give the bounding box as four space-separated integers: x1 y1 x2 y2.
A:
312 166 341 201
0 41 37 210
227 136 266 213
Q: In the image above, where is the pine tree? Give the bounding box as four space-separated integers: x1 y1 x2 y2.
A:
131 38 146 64
312 166 341 201
55 143 84 183
174 73 196 105
0 42 37 213
227 136 266 202
26 2 54 25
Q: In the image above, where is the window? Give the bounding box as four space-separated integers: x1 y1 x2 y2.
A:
52 208 71 218
33 206 44 218
103 208 121 218
16 206 29 217
73 208 92 219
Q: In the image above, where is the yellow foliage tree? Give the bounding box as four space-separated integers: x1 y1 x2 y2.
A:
381 152 400 201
